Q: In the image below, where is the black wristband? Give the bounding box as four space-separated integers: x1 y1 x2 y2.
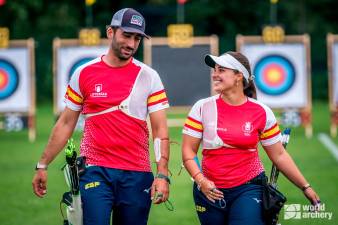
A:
155 173 171 184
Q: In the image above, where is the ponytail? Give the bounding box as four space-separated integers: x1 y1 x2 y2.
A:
244 79 257 99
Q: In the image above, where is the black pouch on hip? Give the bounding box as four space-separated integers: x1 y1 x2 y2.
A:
262 177 287 225
76 156 86 176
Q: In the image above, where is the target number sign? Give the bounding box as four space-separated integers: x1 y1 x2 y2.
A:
79 28 101 46
167 24 194 48
262 26 285 43
0 27 9 48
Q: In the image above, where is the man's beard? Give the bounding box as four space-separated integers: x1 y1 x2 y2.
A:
111 42 135 61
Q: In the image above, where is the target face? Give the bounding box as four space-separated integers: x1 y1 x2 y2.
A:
0 59 19 100
254 55 295 95
68 57 94 80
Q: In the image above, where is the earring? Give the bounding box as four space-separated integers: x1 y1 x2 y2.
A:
236 80 239 86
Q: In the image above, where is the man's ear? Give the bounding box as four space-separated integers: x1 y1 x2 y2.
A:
106 26 114 38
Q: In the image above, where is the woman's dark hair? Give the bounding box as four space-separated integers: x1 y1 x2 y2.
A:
226 51 257 99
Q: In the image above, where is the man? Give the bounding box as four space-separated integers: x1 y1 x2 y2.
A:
32 8 170 225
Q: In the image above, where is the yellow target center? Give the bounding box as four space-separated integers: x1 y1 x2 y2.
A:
0 72 5 86
267 69 282 83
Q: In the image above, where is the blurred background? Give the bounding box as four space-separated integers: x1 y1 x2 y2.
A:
1 0 338 101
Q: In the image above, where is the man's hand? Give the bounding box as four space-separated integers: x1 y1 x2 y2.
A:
31 108 80 198
32 169 48 197
151 177 169 204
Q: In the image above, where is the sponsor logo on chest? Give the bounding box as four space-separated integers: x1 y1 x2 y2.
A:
217 127 228 132
242 121 253 136
90 84 107 98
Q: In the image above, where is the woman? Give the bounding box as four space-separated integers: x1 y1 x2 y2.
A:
181 51 320 225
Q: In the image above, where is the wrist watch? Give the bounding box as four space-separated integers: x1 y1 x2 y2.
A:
155 173 171 184
35 162 48 170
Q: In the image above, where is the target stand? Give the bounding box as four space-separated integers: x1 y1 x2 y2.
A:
0 35 36 142
53 30 109 130
327 34 338 137
237 34 312 138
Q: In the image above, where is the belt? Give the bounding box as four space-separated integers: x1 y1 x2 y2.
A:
245 172 267 185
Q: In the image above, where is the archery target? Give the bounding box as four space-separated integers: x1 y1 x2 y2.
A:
56 46 107 113
0 48 31 112
0 59 19 100
240 43 309 108
254 55 295 95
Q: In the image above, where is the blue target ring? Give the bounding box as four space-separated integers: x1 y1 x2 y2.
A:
68 57 95 81
254 55 295 95
0 59 19 100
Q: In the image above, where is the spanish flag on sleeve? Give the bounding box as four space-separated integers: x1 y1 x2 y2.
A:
65 85 83 106
147 90 168 107
184 117 203 133
260 123 280 140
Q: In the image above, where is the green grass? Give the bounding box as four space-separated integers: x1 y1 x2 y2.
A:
0 101 337 225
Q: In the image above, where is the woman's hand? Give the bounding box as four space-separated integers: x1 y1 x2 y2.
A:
264 142 321 208
198 178 224 203
303 187 321 206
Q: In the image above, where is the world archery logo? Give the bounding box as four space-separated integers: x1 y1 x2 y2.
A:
0 59 19 100
253 55 295 96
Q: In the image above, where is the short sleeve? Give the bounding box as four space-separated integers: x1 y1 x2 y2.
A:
259 106 282 146
182 99 204 139
64 68 83 111
147 71 169 113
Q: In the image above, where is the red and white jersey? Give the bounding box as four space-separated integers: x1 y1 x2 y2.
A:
183 94 281 188
64 56 169 172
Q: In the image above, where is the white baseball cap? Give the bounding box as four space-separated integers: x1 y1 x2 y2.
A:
205 53 250 82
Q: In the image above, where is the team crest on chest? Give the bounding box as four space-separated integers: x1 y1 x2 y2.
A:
242 121 253 136
90 83 107 97
95 84 102 92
